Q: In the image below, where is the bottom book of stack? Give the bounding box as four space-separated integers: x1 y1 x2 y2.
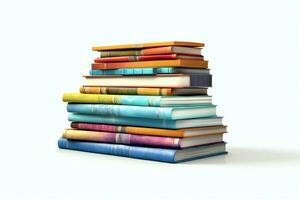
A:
58 123 227 163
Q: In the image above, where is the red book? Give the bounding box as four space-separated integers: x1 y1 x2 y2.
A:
94 54 203 63
91 59 209 70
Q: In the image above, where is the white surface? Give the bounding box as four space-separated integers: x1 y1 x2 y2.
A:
0 0 300 199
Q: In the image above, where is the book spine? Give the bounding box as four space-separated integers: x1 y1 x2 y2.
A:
67 104 173 120
71 122 184 137
94 54 178 63
190 74 212 87
141 46 172 55
68 113 177 129
71 122 120 132
63 93 162 106
91 59 208 70
89 67 174 75
62 129 181 148
89 68 159 75
95 57 130 62
58 138 176 163
80 86 172 96
100 50 141 57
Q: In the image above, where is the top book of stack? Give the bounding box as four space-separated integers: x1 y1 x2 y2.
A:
91 41 207 70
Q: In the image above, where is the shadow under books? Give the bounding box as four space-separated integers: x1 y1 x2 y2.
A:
185 147 300 165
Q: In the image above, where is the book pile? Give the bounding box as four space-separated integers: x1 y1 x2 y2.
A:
58 41 228 163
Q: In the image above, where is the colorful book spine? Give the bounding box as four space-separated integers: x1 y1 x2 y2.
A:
63 93 211 106
89 67 209 75
94 54 203 63
99 46 202 57
58 138 225 163
63 93 162 106
68 113 223 129
80 86 173 96
70 122 227 138
89 67 175 75
91 59 208 70
71 122 185 137
62 129 182 148
66 104 216 120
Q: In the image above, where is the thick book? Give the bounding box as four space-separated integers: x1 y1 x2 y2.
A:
68 113 223 129
67 104 216 120
89 67 210 75
63 93 212 107
71 122 227 137
94 54 203 63
83 74 212 88
91 59 208 70
62 129 224 148
99 46 203 57
80 86 208 96
58 138 227 163
92 41 204 51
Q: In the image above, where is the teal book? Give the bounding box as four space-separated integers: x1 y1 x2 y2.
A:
67 104 217 120
68 113 223 129
89 67 210 75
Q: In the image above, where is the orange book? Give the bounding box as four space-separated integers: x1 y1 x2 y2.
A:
92 41 204 51
91 59 208 70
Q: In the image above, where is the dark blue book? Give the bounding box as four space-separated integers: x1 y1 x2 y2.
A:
58 138 227 163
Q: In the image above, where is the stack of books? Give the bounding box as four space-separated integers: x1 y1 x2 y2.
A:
58 41 228 163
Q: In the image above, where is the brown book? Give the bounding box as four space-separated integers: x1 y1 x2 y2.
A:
99 46 203 57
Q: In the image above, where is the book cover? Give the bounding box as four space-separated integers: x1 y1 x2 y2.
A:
70 122 227 137
68 113 223 129
92 41 204 51
63 93 212 107
80 86 208 96
66 104 216 120
58 138 226 163
91 59 208 70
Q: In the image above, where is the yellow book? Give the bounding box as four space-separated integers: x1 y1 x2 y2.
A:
92 41 204 51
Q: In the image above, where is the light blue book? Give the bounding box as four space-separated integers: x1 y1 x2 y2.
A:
68 113 223 129
89 67 210 75
58 138 227 163
67 104 217 120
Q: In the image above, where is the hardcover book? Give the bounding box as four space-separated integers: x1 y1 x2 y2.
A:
63 93 212 106
71 122 227 137
92 41 204 51
94 54 203 63
58 138 226 163
89 67 210 75
66 104 217 120
62 129 224 148
80 86 208 96
99 46 203 57
83 74 212 87
68 113 223 129
91 59 208 70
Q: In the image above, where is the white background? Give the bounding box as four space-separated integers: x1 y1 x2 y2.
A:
0 0 299 199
